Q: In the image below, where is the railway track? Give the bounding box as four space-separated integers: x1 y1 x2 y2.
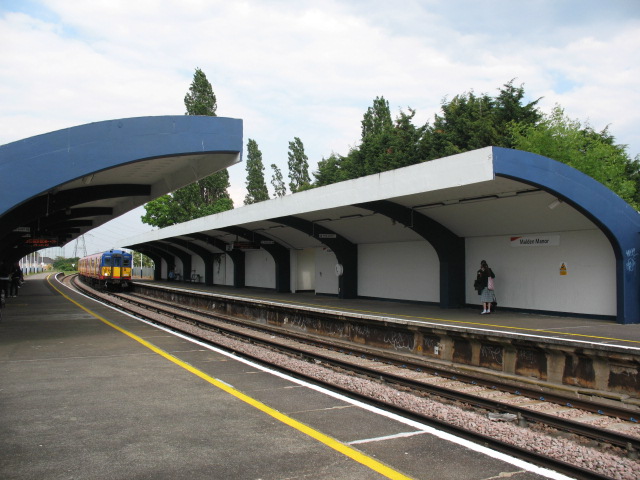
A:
64 274 640 479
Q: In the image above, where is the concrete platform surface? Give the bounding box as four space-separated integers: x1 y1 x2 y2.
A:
0 274 568 479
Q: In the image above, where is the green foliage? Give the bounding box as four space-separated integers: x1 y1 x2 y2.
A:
184 67 217 116
141 173 233 228
53 256 79 272
147 74 638 225
315 97 425 183
493 79 542 147
132 252 154 268
314 153 344 187
287 137 311 193
142 67 232 228
423 91 497 159
141 194 175 227
244 139 269 205
509 106 639 209
422 80 542 160
313 81 546 186
270 164 287 197
361 96 393 139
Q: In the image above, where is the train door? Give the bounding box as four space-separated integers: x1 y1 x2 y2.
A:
111 253 122 279
122 254 131 279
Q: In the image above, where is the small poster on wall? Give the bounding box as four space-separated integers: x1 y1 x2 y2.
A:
510 234 560 247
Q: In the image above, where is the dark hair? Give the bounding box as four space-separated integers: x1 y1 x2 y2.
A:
481 260 488 266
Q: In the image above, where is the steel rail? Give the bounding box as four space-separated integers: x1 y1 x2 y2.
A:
107 286 640 452
70 279 615 480
67 276 636 478
123 285 640 423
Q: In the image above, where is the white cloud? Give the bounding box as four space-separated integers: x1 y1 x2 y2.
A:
2 0 639 254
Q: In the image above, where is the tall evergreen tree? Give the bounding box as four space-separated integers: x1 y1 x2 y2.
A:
244 139 269 205
184 67 217 116
422 80 542 159
328 97 422 181
287 137 311 193
270 164 287 198
309 81 636 212
361 96 393 139
338 96 394 180
422 90 497 159
142 68 232 228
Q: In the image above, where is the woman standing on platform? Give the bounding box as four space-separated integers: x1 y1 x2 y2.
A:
476 260 496 314
9 264 23 297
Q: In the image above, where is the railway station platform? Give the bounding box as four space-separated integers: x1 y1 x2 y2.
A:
131 279 640 407
138 279 640 351
0 273 559 479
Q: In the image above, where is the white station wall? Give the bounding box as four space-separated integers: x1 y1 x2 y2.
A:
358 241 439 302
465 229 616 316
315 247 339 295
191 256 205 281
294 248 316 292
245 249 276 288
213 254 233 286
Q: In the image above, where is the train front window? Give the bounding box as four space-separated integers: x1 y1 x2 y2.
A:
123 257 131 267
103 257 112 266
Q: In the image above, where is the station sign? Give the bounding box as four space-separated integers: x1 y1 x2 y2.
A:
25 237 58 247
510 235 560 247
13 227 31 233
318 233 337 239
228 241 260 251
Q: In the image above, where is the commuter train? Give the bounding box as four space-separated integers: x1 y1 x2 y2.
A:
78 249 133 289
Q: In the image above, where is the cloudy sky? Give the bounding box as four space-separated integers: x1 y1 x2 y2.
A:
2 0 639 256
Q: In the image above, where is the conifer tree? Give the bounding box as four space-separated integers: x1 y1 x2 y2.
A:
270 164 287 198
142 68 232 228
287 137 311 193
184 68 217 116
244 139 269 205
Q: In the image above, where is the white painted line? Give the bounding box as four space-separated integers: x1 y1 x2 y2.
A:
349 430 430 445
58 276 578 480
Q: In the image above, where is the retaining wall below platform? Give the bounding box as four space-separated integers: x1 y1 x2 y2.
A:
133 283 640 403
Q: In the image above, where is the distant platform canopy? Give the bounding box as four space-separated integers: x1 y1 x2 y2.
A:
122 147 640 325
0 115 243 263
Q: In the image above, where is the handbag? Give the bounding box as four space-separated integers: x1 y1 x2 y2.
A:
488 276 495 291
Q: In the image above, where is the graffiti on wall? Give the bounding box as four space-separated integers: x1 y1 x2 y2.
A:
626 248 638 273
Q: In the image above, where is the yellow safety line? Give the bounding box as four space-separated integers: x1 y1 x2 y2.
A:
48 276 414 480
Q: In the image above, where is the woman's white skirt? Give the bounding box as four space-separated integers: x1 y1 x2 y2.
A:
480 287 496 303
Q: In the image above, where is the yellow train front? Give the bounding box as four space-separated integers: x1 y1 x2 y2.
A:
78 249 133 290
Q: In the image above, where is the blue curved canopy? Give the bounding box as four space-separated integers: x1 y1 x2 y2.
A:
493 147 640 324
0 115 243 261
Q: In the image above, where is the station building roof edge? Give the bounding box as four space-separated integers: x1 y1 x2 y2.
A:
122 146 640 323
0 115 243 216
0 115 243 262
121 147 497 246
